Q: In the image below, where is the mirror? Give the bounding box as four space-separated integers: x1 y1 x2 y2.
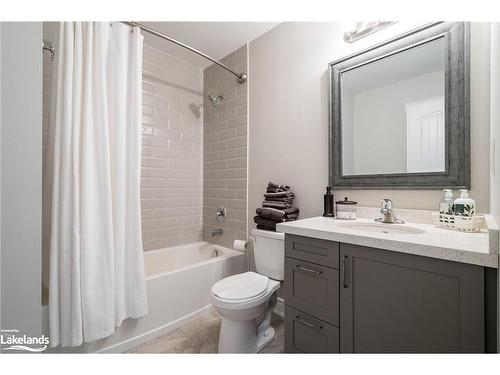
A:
341 38 445 176
329 22 470 189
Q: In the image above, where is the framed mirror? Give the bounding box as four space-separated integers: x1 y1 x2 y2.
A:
329 22 470 189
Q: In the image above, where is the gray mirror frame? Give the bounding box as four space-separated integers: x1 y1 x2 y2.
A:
329 22 470 189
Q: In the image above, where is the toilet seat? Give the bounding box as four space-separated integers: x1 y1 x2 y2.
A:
210 272 280 311
212 272 269 301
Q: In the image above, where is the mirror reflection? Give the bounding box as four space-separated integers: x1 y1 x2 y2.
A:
341 37 445 176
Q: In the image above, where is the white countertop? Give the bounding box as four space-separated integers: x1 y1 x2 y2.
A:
276 216 499 268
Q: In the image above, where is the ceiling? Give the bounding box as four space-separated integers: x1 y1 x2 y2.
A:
140 22 279 69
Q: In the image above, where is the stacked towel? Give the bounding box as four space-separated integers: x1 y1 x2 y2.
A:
254 182 299 231
266 182 290 193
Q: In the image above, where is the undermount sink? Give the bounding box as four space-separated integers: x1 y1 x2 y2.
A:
336 222 426 235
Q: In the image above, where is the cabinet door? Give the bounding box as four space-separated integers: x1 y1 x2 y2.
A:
285 306 339 353
340 243 484 353
285 257 339 326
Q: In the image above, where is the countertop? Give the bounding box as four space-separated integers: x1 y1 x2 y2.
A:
276 216 499 268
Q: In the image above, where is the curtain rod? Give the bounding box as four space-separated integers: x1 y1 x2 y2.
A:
122 21 247 84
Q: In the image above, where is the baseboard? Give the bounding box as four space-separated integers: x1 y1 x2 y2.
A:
274 297 285 319
98 304 215 353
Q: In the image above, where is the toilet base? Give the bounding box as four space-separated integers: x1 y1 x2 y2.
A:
217 317 276 353
256 326 275 352
217 292 277 353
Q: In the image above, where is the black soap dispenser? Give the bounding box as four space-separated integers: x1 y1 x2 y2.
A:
323 186 335 217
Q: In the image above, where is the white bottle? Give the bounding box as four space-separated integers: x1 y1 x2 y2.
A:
439 189 454 215
453 189 475 217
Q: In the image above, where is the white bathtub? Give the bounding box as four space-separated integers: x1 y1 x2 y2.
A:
42 241 245 353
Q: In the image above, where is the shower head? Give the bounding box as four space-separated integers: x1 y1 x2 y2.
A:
208 93 224 107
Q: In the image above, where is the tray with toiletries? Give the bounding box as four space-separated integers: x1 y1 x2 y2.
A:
432 213 484 233
433 188 483 232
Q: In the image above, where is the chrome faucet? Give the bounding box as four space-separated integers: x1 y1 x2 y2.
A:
375 199 405 224
211 228 223 236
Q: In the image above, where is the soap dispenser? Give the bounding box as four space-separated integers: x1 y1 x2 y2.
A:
439 189 454 215
453 189 476 217
323 186 335 217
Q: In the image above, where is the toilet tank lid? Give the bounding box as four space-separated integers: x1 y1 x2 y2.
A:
251 229 284 240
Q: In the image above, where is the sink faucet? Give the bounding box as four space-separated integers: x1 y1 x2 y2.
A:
375 199 405 224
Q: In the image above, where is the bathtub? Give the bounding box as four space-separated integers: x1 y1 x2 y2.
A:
42 241 245 353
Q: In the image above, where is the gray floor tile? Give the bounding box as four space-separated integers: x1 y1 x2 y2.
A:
128 311 285 354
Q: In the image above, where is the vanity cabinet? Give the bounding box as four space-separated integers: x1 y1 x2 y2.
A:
339 243 484 353
284 234 489 353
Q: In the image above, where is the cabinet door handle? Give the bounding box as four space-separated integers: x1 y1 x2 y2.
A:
342 255 348 288
295 264 323 276
295 316 323 330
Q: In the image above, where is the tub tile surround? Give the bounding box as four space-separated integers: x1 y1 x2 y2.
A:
140 43 205 251
277 208 499 268
203 45 248 249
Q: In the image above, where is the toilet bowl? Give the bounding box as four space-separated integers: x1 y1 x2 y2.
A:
210 229 284 353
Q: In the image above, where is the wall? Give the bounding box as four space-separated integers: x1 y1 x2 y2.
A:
248 22 491 233
1 22 42 340
203 46 248 249
41 22 57 304
489 22 500 351
140 43 204 251
491 23 500 230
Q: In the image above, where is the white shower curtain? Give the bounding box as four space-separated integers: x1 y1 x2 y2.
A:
49 22 148 348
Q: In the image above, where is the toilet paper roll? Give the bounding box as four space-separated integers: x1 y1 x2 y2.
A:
233 239 247 252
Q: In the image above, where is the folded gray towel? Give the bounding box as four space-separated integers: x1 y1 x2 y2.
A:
256 207 299 221
257 224 276 232
254 215 279 230
264 191 295 199
266 187 287 193
264 198 294 205
268 182 290 190
254 215 297 231
262 201 293 209
256 224 276 232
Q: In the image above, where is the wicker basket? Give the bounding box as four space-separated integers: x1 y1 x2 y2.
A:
432 213 484 233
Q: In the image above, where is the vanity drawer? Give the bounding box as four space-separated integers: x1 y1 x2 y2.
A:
284 257 339 326
285 306 339 353
285 234 339 269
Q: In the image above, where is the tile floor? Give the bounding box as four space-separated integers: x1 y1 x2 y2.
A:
129 310 284 354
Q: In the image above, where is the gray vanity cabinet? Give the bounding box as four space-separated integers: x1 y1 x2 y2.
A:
339 243 484 353
284 235 487 353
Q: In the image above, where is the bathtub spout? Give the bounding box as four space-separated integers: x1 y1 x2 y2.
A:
212 228 223 236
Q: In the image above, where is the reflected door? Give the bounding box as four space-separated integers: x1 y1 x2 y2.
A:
405 97 445 173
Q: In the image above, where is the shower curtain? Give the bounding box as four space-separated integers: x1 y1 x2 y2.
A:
48 22 148 348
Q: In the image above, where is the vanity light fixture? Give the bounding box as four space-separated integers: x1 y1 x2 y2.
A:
343 21 396 43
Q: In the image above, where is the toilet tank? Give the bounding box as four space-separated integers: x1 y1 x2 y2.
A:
251 229 285 281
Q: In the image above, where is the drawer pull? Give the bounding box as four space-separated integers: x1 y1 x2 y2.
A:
295 264 323 275
296 316 323 330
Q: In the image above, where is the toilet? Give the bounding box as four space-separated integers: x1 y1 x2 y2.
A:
210 229 284 353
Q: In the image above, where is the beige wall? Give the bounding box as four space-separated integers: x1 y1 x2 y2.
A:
203 46 248 249
1 22 43 338
248 22 491 233
490 23 500 225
